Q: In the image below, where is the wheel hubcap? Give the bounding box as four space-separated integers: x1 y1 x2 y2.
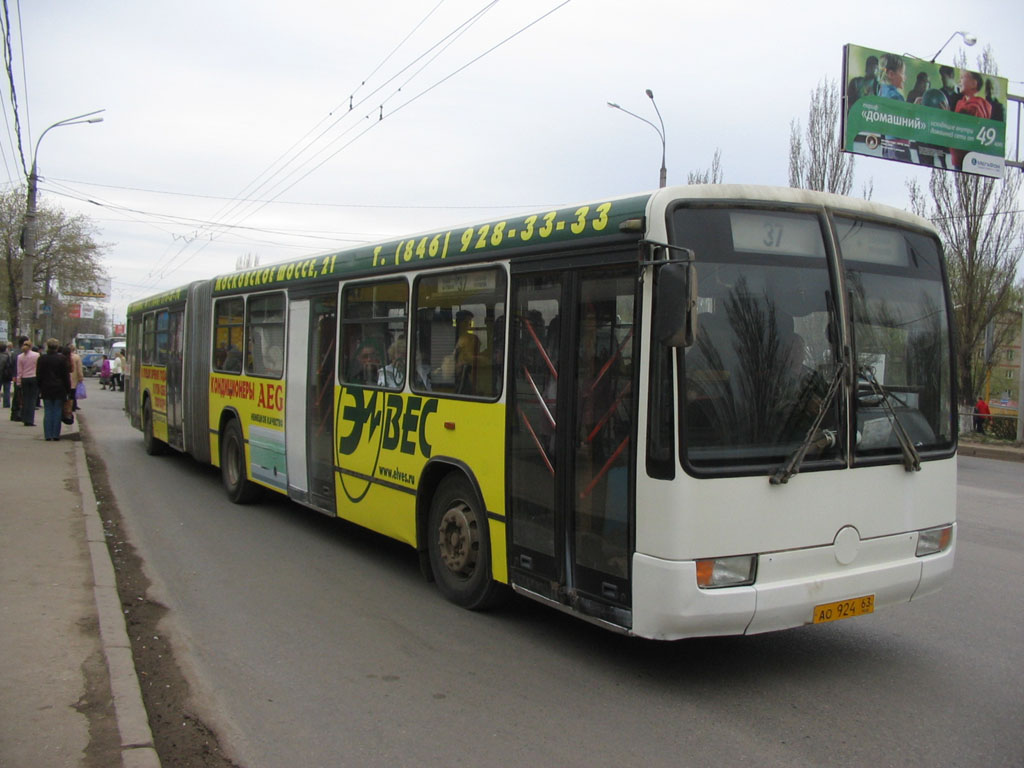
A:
437 502 478 577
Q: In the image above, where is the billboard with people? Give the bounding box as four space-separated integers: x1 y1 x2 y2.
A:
842 43 1008 178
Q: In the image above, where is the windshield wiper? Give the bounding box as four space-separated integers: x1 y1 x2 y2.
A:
857 367 921 472
770 361 846 485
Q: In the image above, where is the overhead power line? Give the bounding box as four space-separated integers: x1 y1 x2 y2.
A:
155 1 572 286
0 0 26 175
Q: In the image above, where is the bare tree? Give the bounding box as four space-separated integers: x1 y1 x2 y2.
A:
908 46 1023 405
908 161 1023 405
1 187 107 334
789 79 857 195
235 252 261 270
687 148 724 184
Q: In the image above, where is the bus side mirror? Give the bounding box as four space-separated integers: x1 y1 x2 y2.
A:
655 258 698 348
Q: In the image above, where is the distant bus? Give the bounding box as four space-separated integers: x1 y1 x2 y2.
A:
125 185 957 639
74 333 107 374
73 332 105 352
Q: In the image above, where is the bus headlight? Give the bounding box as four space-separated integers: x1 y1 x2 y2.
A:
696 555 757 589
915 524 953 557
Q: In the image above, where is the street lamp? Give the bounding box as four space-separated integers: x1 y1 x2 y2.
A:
608 89 667 188
21 109 104 341
929 31 976 63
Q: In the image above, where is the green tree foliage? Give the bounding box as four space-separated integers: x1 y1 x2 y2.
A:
788 78 857 195
0 186 107 336
907 47 1024 404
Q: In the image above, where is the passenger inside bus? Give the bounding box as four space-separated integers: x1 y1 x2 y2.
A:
453 309 480 394
378 338 406 388
348 343 381 385
222 344 242 374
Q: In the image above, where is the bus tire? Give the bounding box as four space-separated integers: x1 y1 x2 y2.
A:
220 419 259 504
142 398 165 456
427 474 505 610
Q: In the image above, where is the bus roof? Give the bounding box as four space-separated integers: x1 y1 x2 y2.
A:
127 185 936 315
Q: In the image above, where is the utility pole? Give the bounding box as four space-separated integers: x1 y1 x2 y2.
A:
608 89 667 188
21 110 104 342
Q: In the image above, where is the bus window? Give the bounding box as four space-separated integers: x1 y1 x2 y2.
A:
412 267 506 398
155 310 171 365
213 297 245 374
245 292 286 378
142 313 156 364
339 280 409 388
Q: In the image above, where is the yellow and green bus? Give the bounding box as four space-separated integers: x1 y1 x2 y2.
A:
126 185 957 639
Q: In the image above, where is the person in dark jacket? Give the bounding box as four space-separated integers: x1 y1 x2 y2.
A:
8 335 27 420
0 341 12 408
37 338 72 441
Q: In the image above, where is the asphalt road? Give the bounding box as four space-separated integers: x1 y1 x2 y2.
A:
84 391 1024 768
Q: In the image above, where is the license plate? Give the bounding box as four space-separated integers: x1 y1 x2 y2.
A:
813 595 875 624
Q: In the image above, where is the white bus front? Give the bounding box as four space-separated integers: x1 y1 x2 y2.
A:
633 189 956 640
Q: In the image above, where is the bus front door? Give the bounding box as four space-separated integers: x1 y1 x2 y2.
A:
285 292 337 514
508 265 636 624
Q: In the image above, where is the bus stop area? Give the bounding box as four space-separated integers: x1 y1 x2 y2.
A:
0 413 160 768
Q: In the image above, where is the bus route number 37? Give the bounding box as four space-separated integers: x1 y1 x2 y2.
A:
813 595 875 624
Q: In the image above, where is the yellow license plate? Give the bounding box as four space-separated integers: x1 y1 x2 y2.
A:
813 595 875 624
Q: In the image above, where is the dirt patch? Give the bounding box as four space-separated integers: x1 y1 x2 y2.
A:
81 427 242 768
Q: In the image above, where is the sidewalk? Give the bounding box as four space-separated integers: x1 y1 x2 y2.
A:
0 407 159 768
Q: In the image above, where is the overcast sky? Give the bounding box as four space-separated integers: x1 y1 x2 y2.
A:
5 0 1022 324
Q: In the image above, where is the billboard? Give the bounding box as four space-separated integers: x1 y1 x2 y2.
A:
842 43 1008 178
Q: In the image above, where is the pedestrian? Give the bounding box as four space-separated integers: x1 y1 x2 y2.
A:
99 355 111 390
116 350 127 391
8 335 27 420
15 339 40 426
0 341 12 408
120 350 130 395
37 338 72 441
68 343 85 411
974 396 991 434
110 350 123 392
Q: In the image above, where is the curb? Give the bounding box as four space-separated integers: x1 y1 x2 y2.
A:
73 427 162 768
957 443 1024 462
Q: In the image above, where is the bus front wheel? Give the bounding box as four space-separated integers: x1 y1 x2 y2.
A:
427 474 505 610
220 419 259 504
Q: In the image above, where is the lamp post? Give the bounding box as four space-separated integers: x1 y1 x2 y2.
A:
21 109 104 341
608 89 667 188
929 31 976 63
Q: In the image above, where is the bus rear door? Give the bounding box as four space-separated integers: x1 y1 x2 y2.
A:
285 292 338 514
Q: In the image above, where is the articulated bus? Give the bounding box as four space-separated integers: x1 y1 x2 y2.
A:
125 185 956 639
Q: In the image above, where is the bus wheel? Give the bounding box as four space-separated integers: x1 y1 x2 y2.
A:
428 474 505 610
142 398 165 456
220 419 259 504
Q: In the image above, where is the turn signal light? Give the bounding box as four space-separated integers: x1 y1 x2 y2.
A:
696 555 757 589
915 524 953 557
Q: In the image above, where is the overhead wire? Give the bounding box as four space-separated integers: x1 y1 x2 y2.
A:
203 0 498 238
155 1 570 285
49 175 549 210
41 180 383 247
13 0 26 143
166 0 500 277
0 0 26 176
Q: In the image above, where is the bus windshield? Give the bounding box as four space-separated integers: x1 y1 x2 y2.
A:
74 334 105 352
675 208 842 471
837 217 954 457
672 206 953 474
